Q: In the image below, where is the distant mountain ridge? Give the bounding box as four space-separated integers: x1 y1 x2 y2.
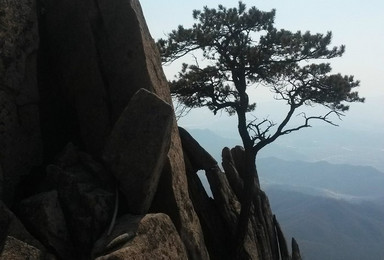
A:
258 157 384 200
186 123 384 172
266 187 384 260
185 128 384 260
187 128 384 199
258 158 384 259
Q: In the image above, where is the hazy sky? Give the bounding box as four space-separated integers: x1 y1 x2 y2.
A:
140 0 384 135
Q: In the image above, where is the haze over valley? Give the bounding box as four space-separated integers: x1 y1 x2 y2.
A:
187 128 384 260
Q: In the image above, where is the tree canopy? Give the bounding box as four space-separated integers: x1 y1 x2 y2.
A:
158 1 364 154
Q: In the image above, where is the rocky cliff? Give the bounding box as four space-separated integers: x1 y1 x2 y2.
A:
0 0 301 259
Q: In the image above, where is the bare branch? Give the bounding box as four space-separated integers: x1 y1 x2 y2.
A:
247 116 276 142
280 110 341 135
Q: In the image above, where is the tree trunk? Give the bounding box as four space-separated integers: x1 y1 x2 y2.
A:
234 148 258 259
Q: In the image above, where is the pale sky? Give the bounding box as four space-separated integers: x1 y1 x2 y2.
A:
140 0 384 134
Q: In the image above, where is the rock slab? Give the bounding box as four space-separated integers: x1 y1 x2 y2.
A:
103 88 173 214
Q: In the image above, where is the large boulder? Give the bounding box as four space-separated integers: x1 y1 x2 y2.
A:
93 213 188 260
103 88 173 214
0 0 42 204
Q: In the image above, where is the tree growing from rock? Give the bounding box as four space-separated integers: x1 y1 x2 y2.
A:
157 1 364 258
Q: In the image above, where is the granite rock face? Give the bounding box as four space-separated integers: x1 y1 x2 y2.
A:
0 0 301 259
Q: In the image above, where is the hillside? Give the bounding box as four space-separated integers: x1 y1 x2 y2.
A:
186 123 384 173
258 157 384 259
266 187 384 260
258 157 384 199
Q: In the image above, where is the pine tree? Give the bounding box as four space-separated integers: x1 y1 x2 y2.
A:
157 2 364 258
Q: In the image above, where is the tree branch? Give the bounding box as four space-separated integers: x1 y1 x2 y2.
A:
247 117 275 142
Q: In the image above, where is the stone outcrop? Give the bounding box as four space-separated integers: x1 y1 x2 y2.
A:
0 0 301 259
179 127 301 260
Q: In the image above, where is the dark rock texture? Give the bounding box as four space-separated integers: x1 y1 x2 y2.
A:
18 190 74 259
0 0 301 259
45 144 115 258
0 0 42 205
0 201 49 259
